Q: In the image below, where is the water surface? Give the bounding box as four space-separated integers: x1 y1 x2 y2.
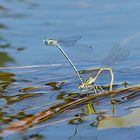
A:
0 0 140 140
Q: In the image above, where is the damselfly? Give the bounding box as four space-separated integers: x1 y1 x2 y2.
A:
43 35 130 115
79 33 140 91
78 36 131 114
43 36 94 89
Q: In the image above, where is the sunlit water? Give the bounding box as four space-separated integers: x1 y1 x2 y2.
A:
0 0 140 140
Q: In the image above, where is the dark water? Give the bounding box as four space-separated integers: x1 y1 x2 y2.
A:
0 0 140 140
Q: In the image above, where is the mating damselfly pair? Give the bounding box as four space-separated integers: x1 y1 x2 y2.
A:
43 35 129 94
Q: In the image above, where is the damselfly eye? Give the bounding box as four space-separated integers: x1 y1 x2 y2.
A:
43 39 48 45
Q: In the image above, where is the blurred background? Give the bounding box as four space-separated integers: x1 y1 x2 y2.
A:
1 0 140 66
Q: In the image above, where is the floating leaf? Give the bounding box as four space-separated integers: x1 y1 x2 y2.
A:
0 52 15 66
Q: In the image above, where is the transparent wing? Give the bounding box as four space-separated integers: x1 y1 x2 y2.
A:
58 35 82 47
78 42 130 77
58 36 93 55
78 47 129 88
68 44 93 54
78 68 100 78
78 33 140 80
101 33 140 67
57 35 93 53
101 43 129 67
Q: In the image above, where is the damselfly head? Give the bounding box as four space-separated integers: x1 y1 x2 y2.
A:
43 38 48 46
43 38 58 46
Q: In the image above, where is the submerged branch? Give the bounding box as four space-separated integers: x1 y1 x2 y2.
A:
1 85 140 136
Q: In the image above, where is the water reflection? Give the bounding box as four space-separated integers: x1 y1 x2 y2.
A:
0 23 8 30
0 3 15 66
0 72 15 84
98 108 140 129
0 67 140 139
0 3 27 18
0 85 140 136
22 133 44 140
0 5 8 11
0 52 15 66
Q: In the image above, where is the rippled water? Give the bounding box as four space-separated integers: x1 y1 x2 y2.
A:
0 0 140 140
